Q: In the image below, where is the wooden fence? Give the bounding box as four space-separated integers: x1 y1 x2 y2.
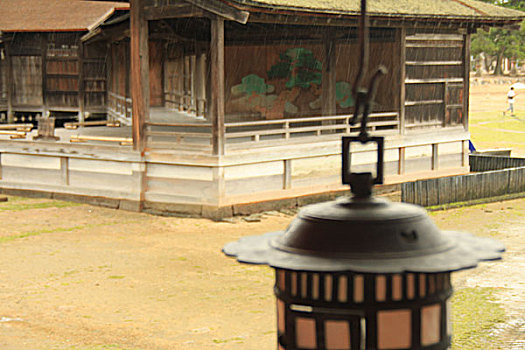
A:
145 121 212 152
469 154 525 172
402 155 525 207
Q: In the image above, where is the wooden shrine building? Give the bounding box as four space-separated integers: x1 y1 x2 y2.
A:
0 0 129 123
0 0 523 218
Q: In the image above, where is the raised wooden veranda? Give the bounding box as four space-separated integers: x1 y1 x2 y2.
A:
0 0 523 218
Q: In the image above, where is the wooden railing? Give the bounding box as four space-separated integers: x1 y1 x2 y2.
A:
70 135 133 146
225 112 399 145
145 121 212 151
64 120 121 129
142 112 399 151
107 92 132 125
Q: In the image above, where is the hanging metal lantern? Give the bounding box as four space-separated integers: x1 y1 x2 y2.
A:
223 1 504 348
223 134 504 349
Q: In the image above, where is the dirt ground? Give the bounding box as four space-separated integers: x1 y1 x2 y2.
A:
0 81 523 349
0 196 523 350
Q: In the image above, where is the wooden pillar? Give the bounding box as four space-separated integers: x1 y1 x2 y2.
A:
184 55 191 110
190 54 196 113
41 35 48 117
60 157 69 186
5 42 14 124
398 28 406 135
130 0 149 152
432 144 439 170
125 42 131 99
78 42 85 123
210 17 225 156
322 28 337 117
398 147 406 175
462 140 469 167
160 44 165 107
283 159 292 189
195 50 207 117
463 34 470 131
106 43 112 119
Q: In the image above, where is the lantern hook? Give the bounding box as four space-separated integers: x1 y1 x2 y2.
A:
349 0 388 142
343 0 387 197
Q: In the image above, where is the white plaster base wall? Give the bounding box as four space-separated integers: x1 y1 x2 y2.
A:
0 127 470 217
0 142 144 210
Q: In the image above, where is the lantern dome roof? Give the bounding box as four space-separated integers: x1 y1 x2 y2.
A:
223 196 505 273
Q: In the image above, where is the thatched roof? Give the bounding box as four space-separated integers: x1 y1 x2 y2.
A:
0 0 129 32
230 0 525 21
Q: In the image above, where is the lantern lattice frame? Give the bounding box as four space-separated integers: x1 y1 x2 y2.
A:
274 269 453 349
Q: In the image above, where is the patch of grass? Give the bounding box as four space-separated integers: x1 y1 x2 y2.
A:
425 192 525 213
451 287 507 350
212 336 245 344
0 218 132 245
108 275 125 279
62 345 140 350
0 198 81 212
63 270 79 277
469 111 525 156
0 225 85 244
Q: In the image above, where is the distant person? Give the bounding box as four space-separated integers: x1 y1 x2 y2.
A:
504 86 516 116
468 140 476 153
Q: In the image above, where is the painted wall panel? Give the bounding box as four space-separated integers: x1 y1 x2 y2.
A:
2 154 61 170
147 177 214 198
147 163 213 181
225 175 283 196
69 171 134 191
69 159 133 175
224 161 283 180
292 155 340 179
2 167 60 185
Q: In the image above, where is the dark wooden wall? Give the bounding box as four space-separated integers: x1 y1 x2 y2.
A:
164 42 185 110
4 32 108 115
109 40 131 99
149 40 163 106
9 33 44 108
336 40 400 114
83 42 108 111
109 39 162 108
404 32 466 129
45 33 80 109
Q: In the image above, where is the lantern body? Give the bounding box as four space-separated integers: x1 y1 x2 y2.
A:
223 197 503 350
275 269 452 350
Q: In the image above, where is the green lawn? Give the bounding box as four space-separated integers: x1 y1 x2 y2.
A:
469 110 525 157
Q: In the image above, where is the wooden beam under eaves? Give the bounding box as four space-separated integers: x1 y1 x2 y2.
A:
146 0 249 24
144 4 205 21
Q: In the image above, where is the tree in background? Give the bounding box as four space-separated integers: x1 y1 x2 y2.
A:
471 0 525 75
